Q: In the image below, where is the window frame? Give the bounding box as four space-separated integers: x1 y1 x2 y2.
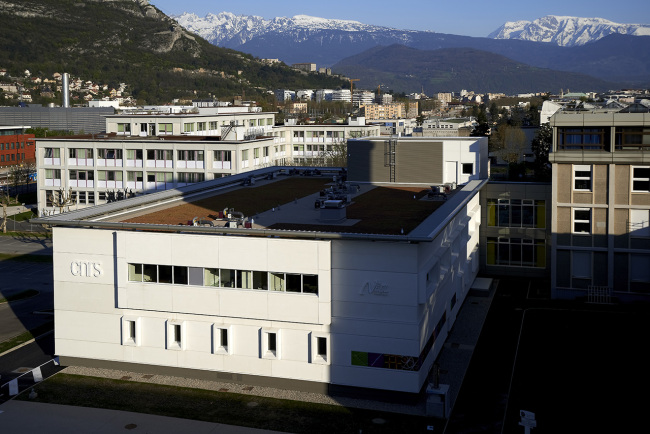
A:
573 208 592 234
573 165 592 191
631 166 650 193
262 328 279 359
213 325 231 355
121 316 140 346
166 320 185 350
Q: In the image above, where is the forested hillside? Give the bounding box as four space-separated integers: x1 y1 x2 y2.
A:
0 0 346 103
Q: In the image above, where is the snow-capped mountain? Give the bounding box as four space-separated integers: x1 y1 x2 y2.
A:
489 15 650 47
174 12 420 49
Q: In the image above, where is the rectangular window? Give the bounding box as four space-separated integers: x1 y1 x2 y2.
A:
573 208 591 234
236 270 252 289
286 274 302 292
303 275 319 294
173 324 181 345
213 326 230 355
183 123 195 133
167 321 184 350
173 266 188 285
270 272 285 291
574 165 592 191
462 163 473 175
142 264 157 282
268 332 276 353
615 127 650 150
121 317 139 346
632 167 650 192
158 123 173 134
558 127 609 151
252 271 268 290
128 321 136 341
317 337 327 357
220 269 235 287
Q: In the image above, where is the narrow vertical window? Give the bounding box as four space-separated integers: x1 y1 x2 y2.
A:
173 324 181 345
220 328 229 350
317 337 327 357
128 321 136 341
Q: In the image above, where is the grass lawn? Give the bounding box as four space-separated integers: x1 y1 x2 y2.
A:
21 373 433 433
0 289 39 304
8 210 37 222
0 321 53 354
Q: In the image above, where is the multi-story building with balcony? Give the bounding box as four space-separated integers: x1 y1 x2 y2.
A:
549 110 650 301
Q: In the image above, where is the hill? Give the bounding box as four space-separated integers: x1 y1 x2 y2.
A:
0 0 347 104
332 45 619 95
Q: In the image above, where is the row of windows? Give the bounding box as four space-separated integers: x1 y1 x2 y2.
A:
486 238 546 268
570 208 649 236
0 153 25 162
127 263 319 295
487 199 546 228
47 170 208 181
0 141 27 150
558 127 650 152
122 319 328 362
572 165 649 192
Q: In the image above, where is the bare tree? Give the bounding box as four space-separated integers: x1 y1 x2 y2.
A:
49 187 75 214
1 189 9 234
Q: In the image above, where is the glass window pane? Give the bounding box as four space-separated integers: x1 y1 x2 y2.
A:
253 271 268 290
220 269 235 287
204 268 219 286
303 275 318 294
128 263 142 282
188 267 203 286
142 264 157 282
237 270 252 289
286 274 301 292
158 265 173 284
270 273 285 291
173 266 188 285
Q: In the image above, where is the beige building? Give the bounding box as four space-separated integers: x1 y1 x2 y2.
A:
549 111 650 301
360 103 405 120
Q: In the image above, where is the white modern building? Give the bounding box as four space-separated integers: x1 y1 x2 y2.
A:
33 136 488 397
35 109 380 215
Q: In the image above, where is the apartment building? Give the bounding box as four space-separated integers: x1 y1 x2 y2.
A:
549 111 650 301
360 103 405 120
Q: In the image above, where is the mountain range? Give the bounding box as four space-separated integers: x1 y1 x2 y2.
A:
489 15 650 47
176 12 650 89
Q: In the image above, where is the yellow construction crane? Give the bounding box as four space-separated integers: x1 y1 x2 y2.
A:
349 79 359 102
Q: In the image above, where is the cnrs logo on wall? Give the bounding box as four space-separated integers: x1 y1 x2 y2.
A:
70 261 103 278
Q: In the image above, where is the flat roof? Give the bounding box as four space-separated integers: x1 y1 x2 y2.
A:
31 167 486 242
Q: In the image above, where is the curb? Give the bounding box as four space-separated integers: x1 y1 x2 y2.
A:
0 329 54 358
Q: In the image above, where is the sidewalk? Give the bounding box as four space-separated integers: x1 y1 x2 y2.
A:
0 400 285 434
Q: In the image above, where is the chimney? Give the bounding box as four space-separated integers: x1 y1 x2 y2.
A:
62 73 70 108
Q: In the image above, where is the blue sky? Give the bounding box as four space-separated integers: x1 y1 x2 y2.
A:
149 0 650 37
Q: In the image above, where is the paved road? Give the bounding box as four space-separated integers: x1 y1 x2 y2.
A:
0 232 52 255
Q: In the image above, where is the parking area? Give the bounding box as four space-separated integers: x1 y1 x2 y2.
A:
446 277 648 433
